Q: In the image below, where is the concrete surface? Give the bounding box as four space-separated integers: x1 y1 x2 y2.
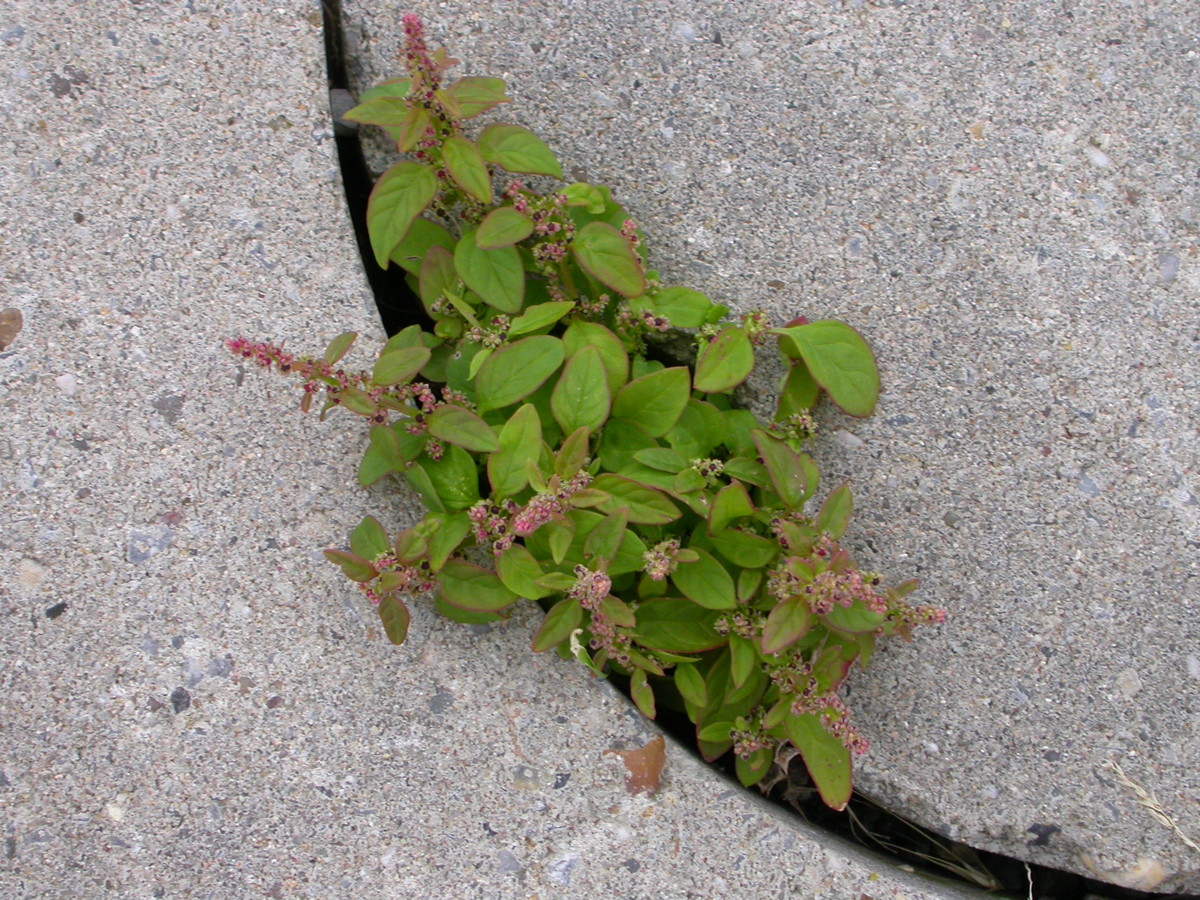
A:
341 0 1200 893
0 1 985 898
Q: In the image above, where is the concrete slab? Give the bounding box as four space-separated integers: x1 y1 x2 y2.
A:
341 0 1200 892
0 1 979 897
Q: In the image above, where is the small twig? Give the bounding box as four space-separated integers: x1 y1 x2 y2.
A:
1106 759 1200 855
1025 862 1033 900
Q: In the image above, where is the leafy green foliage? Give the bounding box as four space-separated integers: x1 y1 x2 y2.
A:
231 15 943 813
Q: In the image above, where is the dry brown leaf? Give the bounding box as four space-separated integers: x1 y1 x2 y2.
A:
608 734 665 796
0 308 22 351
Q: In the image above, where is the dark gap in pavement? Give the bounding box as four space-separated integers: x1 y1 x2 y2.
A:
322 0 429 337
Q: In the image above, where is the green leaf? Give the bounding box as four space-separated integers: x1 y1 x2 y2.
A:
735 747 773 788
341 95 410 127
571 222 646 298
762 597 814 654
562 181 607 214
427 405 500 453
435 595 506 625
590 475 680 525
441 135 493 204
323 549 377 583
426 512 471 571
729 633 758 689
584 508 628 565
547 517 575 564
693 326 754 394
395 106 432 152
531 597 584 652
816 482 853 540
551 345 611 434
437 558 519 612
323 331 357 365
773 320 880 418
508 300 574 337
721 456 768 488
403 463 445 513
611 367 690 438
453 229 524 314
562 321 629 395
822 600 888 635
698 721 733 742
785 712 853 811
721 410 760 458
442 76 511 119
671 548 736 610
598 419 658 472
358 441 398 487
615 463 676 493
737 567 764 603
337 386 376 417
633 447 688 473
380 324 425 354
674 663 708 708
476 206 533 249
555 425 591 479
708 482 755 535
377 595 411 645
665 399 723 459
367 162 438 268
475 336 564 411
633 599 726 653
640 286 714 328
418 244 458 315
600 596 637 628
421 444 480 511
357 78 411 104
497 544 551 599
751 429 808 511
350 516 389 561
534 572 576 592
476 123 563 178
630 669 656 718
388 217 456 275
372 346 431 387
778 360 820 417
487 403 542 497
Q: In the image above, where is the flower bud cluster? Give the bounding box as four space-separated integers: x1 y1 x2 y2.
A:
568 564 612 611
467 472 593 554
465 315 510 350
714 610 762 640
771 660 868 755
730 718 771 760
809 569 887 616
641 538 682 581
885 600 947 630
228 337 374 413
512 470 591 535
360 553 437 606
741 310 770 345
582 586 633 669
574 293 610 318
791 691 869 756
468 499 520 546
691 458 724 485
769 411 818 442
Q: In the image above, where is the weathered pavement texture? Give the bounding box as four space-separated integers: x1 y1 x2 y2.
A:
341 0 1200 892
0 1 984 898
